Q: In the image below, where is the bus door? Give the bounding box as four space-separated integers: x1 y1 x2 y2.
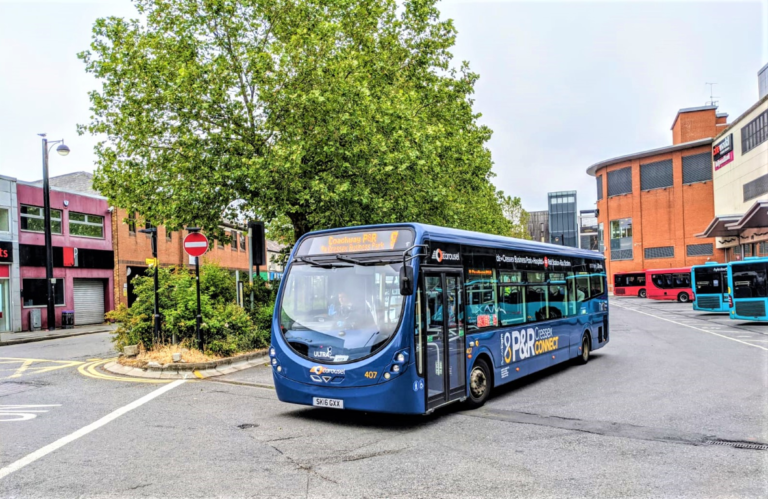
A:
422 270 467 411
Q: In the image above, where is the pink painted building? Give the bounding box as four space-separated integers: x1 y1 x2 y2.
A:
17 182 114 330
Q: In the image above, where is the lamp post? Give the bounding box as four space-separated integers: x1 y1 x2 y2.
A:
138 226 160 343
38 134 70 331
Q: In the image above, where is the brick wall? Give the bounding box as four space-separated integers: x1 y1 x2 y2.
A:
113 208 253 308
672 109 719 145
596 144 725 289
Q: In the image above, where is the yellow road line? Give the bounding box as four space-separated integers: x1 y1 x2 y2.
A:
77 359 171 384
0 358 86 380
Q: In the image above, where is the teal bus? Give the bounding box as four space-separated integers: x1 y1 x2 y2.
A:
728 257 768 321
270 223 609 414
691 262 729 313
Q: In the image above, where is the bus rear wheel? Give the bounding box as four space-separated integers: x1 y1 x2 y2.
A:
638 289 646 298
575 333 590 365
465 358 491 408
677 292 690 303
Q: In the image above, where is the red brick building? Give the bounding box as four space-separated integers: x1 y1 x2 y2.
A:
586 106 728 290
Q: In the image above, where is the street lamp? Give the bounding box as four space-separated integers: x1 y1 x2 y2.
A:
38 134 70 331
138 226 160 343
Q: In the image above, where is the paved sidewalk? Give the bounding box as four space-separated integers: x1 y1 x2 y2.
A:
0 323 116 346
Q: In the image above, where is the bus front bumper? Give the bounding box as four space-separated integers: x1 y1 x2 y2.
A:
272 368 427 415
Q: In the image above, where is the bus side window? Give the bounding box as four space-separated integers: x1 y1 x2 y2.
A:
590 274 605 298
499 285 525 325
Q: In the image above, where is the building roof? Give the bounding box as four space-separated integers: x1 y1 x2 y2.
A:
585 138 712 177
31 171 99 196
713 93 768 140
670 105 718 130
694 215 742 238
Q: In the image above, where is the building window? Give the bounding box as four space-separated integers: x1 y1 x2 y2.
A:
598 222 604 253
645 246 674 259
741 109 768 155
231 230 238 251
682 153 712 184
166 229 172 242
607 167 632 197
144 221 153 237
127 212 136 235
0 208 9 233
69 212 104 238
743 244 753 257
687 243 714 256
596 176 603 200
743 173 768 202
22 278 65 307
640 159 673 191
240 232 246 251
610 218 633 261
21 205 62 234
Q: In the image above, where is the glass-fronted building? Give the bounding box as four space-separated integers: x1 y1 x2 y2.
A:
548 191 578 248
579 209 599 251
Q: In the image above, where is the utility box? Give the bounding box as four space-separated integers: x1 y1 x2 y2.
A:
29 309 42 331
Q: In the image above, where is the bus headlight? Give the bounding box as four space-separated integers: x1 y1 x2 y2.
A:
271 358 278 366
384 372 391 379
396 353 405 363
270 347 276 357
392 364 400 373
277 366 282 372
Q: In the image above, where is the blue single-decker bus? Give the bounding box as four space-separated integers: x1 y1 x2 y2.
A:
728 256 768 321
270 223 609 414
692 262 729 312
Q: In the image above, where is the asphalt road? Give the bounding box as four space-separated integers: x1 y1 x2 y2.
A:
1 298 766 498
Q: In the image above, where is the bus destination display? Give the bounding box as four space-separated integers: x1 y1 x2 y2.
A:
299 229 413 255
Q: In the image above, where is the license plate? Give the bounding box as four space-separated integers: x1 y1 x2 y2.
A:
312 397 344 409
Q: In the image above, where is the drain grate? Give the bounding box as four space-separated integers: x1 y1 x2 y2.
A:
706 439 768 451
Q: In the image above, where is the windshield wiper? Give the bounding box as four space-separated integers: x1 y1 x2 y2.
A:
295 256 350 269
334 255 398 266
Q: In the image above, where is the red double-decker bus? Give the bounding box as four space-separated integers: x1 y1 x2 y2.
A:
613 272 647 298
646 267 694 302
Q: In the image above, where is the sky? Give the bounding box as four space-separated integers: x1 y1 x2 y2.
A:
0 0 766 214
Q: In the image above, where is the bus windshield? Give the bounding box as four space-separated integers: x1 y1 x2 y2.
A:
279 261 404 364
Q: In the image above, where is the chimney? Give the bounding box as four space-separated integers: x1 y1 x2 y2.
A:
670 106 720 144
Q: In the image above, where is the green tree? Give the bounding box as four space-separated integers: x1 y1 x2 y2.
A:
498 193 531 240
79 0 511 241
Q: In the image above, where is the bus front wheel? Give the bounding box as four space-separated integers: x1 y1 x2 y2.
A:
575 333 591 365
638 289 646 298
465 358 491 408
677 292 690 303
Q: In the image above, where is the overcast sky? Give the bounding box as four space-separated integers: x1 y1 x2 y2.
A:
0 0 765 213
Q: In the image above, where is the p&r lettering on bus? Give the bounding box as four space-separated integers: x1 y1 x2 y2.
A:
501 327 559 363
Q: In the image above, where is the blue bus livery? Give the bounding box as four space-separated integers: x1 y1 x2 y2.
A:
270 223 609 415
692 262 729 312
728 257 768 321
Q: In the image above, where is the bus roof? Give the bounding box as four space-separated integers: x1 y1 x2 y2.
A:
730 256 768 266
295 222 605 260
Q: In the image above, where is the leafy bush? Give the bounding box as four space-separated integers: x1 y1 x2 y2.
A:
110 262 274 356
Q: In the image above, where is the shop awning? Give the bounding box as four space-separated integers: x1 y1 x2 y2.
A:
695 215 742 238
724 201 768 231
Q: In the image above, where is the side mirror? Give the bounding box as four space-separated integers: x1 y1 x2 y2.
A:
399 265 414 296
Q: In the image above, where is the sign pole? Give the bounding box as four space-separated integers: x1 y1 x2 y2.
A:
195 255 203 350
184 228 208 351
248 226 254 312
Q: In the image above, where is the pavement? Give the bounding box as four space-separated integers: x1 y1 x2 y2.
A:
0 298 766 498
0 323 117 346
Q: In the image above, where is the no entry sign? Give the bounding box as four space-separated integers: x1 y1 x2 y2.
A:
183 232 209 258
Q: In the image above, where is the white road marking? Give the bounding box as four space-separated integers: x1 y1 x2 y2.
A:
0 380 185 480
612 303 768 351
0 405 60 422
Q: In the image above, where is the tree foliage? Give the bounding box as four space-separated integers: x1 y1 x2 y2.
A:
498 193 531 240
80 0 512 241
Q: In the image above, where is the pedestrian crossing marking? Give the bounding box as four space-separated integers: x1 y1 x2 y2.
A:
0 358 85 380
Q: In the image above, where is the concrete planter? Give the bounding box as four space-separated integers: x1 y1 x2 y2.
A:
105 349 269 379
